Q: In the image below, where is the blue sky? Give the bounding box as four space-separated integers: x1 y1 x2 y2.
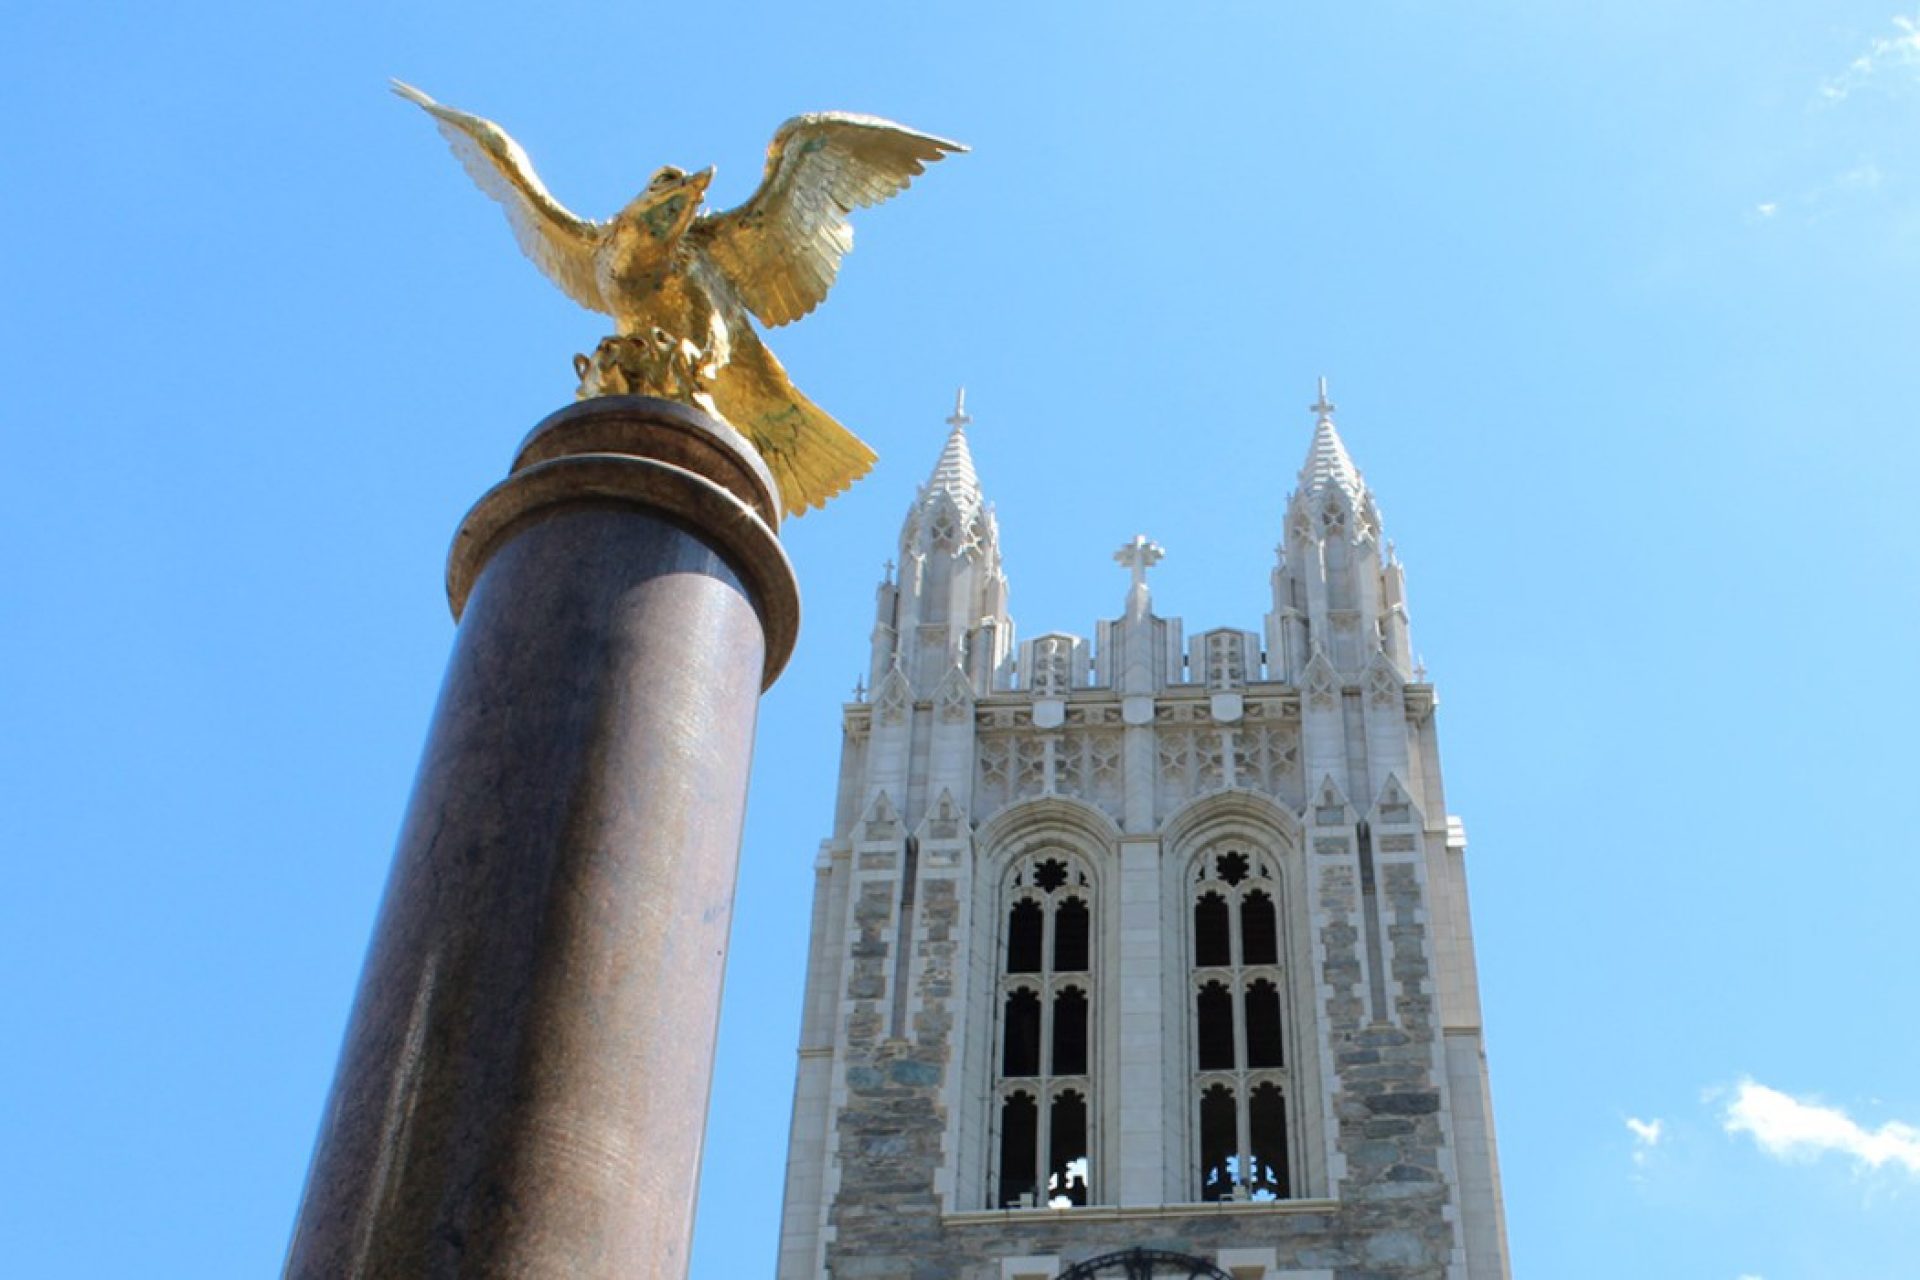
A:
3 3 1918 1277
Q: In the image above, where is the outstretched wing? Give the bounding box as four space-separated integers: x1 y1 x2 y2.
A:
693 113 964 328
392 80 607 313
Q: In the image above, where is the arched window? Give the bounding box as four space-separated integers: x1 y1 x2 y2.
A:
993 852 1094 1208
1190 845 1294 1201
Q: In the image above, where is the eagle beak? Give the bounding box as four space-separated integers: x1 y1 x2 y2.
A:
689 166 715 196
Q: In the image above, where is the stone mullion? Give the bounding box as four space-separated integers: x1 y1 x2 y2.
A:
1040 898 1058 1002
1228 884 1254 1193
1036 940 1056 1200
1232 1082 1253 1196
1186 971 1203 1198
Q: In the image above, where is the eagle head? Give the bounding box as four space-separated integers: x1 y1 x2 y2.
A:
621 165 713 241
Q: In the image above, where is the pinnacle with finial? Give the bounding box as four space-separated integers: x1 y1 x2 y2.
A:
921 387 982 517
1310 376 1336 422
1298 375 1364 502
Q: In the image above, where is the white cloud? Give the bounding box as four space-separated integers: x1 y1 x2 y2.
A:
1836 162 1886 190
1722 1078 1920 1175
1737 1273 1766 1280
1625 1115 1664 1167
1759 162 1890 224
1822 12 1920 102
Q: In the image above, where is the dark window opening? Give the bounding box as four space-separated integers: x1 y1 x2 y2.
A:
1006 899 1043 973
1216 850 1250 886
1244 979 1284 1068
1196 980 1235 1070
1047 1090 1089 1207
1002 989 1041 1077
997 853 1098 1214
1199 1084 1237 1201
1240 889 1278 966
1194 892 1231 967
1053 987 1089 1076
997 1092 1038 1208
1054 896 1090 972
1248 1083 1290 1200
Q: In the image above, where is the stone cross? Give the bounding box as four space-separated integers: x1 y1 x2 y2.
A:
947 386 971 430
1114 535 1164 593
1115 535 1164 621
1310 376 1336 421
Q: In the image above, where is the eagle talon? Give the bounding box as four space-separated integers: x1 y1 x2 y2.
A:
573 330 719 409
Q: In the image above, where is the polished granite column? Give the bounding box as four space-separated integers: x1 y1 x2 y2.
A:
285 397 799 1280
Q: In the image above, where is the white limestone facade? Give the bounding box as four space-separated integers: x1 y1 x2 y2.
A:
774 387 1510 1280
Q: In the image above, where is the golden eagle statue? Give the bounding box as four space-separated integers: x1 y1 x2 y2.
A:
394 81 964 515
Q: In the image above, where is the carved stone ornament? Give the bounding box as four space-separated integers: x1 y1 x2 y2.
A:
1375 774 1413 825
1304 651 1339 711
927 788 963 840
1367 654 1402 708
936 667 974 724
1312 774 1350 825
1232 723 1301 802
860 791 901 842
875 668 911 726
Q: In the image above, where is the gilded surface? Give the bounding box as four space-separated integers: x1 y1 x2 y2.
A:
394 81 964 515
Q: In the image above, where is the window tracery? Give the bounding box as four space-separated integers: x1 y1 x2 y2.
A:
1189 845 1294 1201
993 851 1094 1208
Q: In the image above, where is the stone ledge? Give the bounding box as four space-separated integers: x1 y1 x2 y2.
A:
943 1198 1341 1228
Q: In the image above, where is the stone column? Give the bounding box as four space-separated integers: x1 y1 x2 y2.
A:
285 396 800 1280
1114 835 1167 1205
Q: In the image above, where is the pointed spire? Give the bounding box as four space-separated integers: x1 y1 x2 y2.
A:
921 386 982 518
1299 375 1365 503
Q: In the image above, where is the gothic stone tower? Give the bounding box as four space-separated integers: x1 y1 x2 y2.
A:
775 388 1509 1280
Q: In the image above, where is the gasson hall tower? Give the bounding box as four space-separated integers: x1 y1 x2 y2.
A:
775 386 1509 1280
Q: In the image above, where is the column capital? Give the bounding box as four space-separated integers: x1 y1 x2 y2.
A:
449 396 800 687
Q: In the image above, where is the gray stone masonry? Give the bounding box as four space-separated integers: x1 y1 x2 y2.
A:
777 394 1508 1280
